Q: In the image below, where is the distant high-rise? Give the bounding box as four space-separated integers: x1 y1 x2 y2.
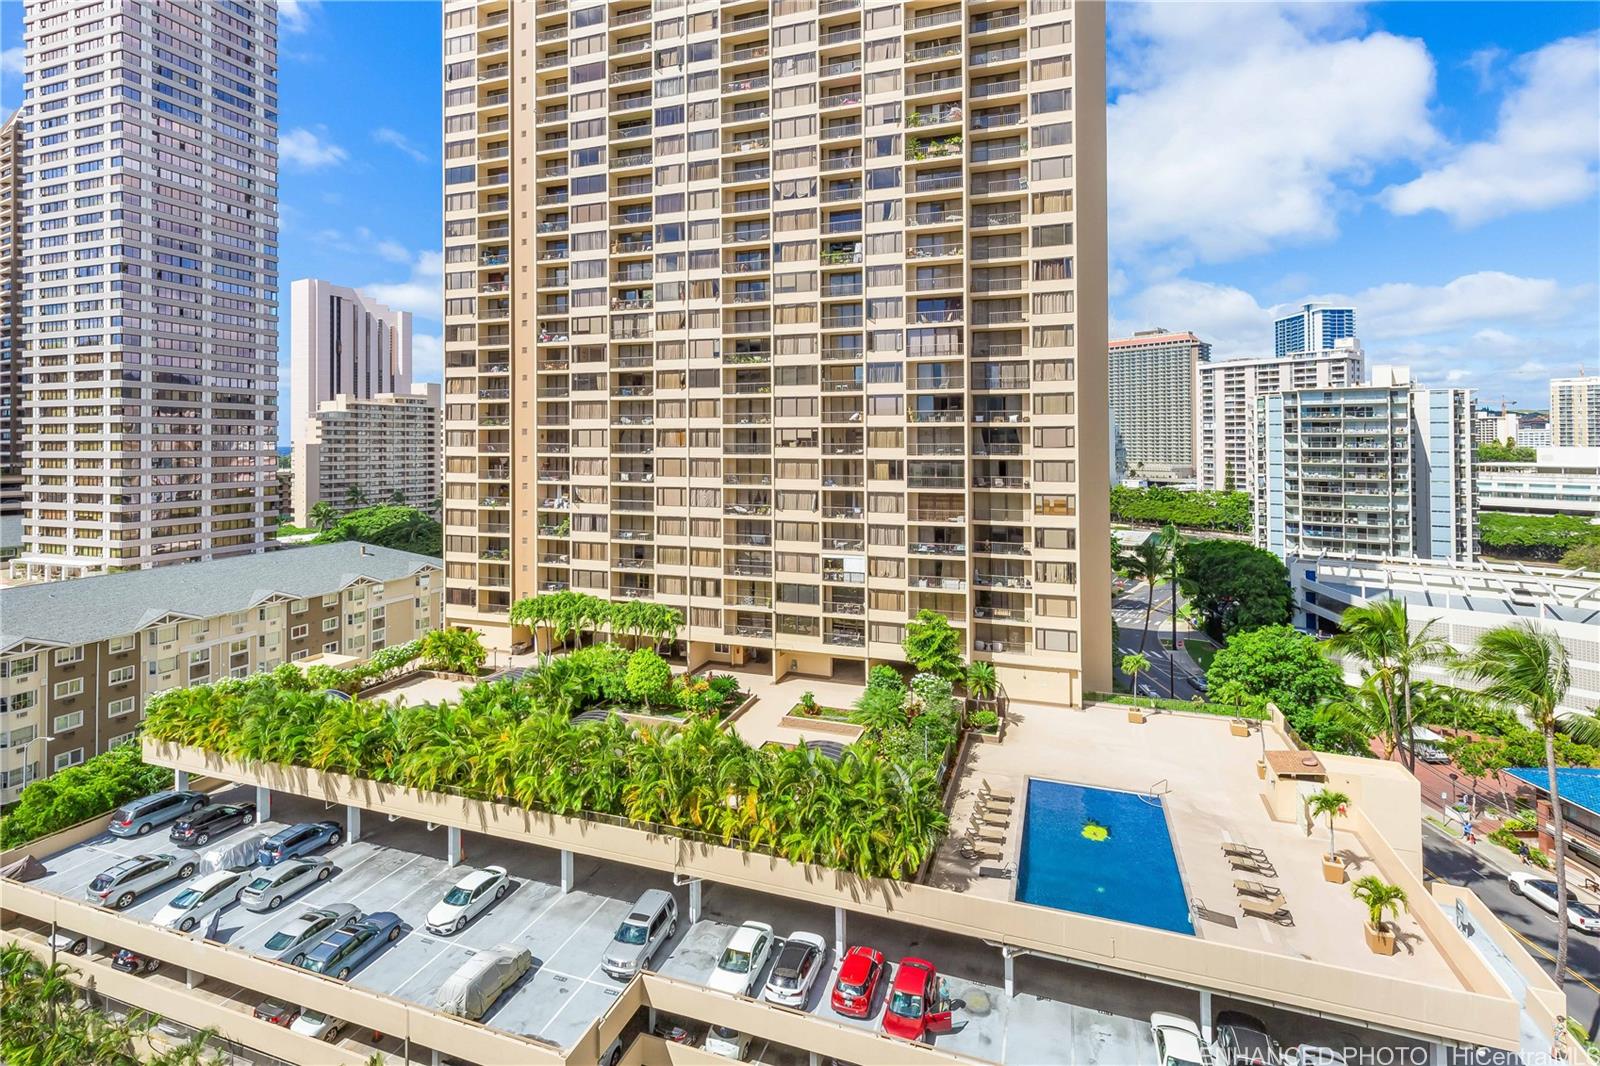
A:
289 280 439 526
14 0 280 580
1273 303 1355 358
1107 329 1210 484
1551 377 1600 447
1254 367 1475 563
0 115 21 518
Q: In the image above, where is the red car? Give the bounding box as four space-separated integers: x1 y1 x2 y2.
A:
882 957 953 1042
830 944 886 1017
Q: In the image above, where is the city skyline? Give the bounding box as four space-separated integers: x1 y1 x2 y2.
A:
5 1 1593 442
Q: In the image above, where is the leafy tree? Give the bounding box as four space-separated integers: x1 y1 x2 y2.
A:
0 744 172 849
1324 600 1448 770
308 500 337 531
1116 537 1170 651
1480 512 1600 563
901 609 965 680
419 627 487 675
1307 788 1350 858
1560 541 1600 573
1351 876 1406 933
624 648 673 708
1109 486 1251 532
313 505 442 556
1461 623 1576 982
1449 737 1514 814
1120 653 1151 706
1176 540 1291 637
1476 441 1537 463
1207 625 1347 728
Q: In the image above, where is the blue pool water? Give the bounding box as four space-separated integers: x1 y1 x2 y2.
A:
1015 779 1194 935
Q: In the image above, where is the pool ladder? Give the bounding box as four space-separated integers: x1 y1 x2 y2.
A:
1139 779 1171 807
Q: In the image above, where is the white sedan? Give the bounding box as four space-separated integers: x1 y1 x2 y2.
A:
289 1008 345 1043
1510 873 1600 933
702 1024 754 1060
708 921 774 996
1151 1012 1215 1066
425 865 510 935
153 869 247 933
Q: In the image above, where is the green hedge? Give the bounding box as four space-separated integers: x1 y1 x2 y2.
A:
1087 692 1269 719
1110 486 1251 532
1480 512 1600 563
0 743 171 849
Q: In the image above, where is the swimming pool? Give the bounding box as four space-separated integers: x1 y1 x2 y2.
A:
1015 779 1194 935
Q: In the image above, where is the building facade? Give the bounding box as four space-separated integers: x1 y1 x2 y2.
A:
0 542 442 804
1516 416 1552 448
0 115 22 519
1254 367 1475 563
1106 328 1209 484
1477 446 1600 518
1196 342 1363 492
1471 409 1519 447
289 279 439 526
439 0 1111 703
293 385 443 525
13 0 280 580
1551 377 1600 447
1273 302 1354 358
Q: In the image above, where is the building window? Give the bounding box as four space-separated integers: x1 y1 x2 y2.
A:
291 599 309 614
108 696 136 717
291 649 309 662
322 594 338 607
53 710 85 733
1 655 38 678
53 646 83 666
107 665 135 685
321 617 339 633
290 624 308 640
53 748 85 772
2 691 36 712
107 731 137 749
53 678 84 700
107 635 136 655
189 648 210 666
323 642 339 655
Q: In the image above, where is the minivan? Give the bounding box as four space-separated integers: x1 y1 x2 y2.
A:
601 889 677 979
108 791 209 838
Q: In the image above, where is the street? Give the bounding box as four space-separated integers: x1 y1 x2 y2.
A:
1424 822 1600 1037
1112 579 1209 700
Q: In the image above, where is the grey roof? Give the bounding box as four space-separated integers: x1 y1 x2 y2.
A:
0 515 20 551
0 542 440 653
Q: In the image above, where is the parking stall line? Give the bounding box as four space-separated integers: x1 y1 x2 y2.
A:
384 938 465 1000
536 964 622 1035
225 844 400 944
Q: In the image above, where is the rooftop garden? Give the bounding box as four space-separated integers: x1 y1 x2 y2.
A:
142 657 950 880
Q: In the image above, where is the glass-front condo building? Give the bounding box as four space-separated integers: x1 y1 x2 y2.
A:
440 0 1110 703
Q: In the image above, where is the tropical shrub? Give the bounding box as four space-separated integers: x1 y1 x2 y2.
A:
902 609 966 681
970 710 1000 732
799 691 819 715
624 649 673 708
1109 486 1251 532
1480 512 1600 563
853 667 910 734
419 627 487 675
509 591 682 650
140 670 947 880
0 744 171 849
312 504 442 556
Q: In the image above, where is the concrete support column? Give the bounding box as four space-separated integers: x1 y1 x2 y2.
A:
185 968 198 989
446 826 462 867
834 906 846 960
560 849 574 894
689 879 702 924
1002 950 1015 997
255 786 270 821
174 770 189 792
810 1054 821 1066
1199 989 1213 1044
432 1050 442 1066
648 1007 658 1035
346 805 361 845
86 936 104 955
1430 1044 1448 1066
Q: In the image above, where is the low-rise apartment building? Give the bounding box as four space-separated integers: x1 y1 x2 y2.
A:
0 543 442 803
1478 446 1600 517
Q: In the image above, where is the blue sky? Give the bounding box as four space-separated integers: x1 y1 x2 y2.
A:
2 1 1597 442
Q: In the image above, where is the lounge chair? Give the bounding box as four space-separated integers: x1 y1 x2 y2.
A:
981 782 1016 803
969 828 1006 844
1220 842 1267 859
961 843 1003 862
1233 879 1281 900
1240 897 1294 925
978 865 1014 880
975 812 1010 829
1228 854 1277 877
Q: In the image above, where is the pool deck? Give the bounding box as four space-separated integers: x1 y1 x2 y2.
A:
931 702 1464 989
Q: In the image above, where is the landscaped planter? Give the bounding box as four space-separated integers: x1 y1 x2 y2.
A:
1127 709 1148 724
1365 922 1397 956
777 713 863 741
1322 856 1348 884
1230 721 1252 738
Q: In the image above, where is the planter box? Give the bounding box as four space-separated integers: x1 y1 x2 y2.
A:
1127 709 1148 725
1365 922 1397 956
777 713 864 742
1256 760 1267 780
1322 856 1347 884
1230 721 1252 738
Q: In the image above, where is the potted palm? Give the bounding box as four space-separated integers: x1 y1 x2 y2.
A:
1307 788 1351 883
1351 875 1406 955
1121 653 1151 723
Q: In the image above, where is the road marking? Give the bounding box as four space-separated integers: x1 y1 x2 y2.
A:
1504 926 1600 998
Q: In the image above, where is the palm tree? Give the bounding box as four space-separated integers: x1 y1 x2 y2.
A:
1460 622 1575 982
344 484 368 510
1116 537 1169 651
966 661 999 708
308 500 337 531
1351 874 1407 935
388 488 406 505
1121 652 1152 707
1324 600 1447 770
1307 788 1350 860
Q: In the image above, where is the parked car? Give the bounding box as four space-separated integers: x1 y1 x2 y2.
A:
425 865 510 935
882 957 953 1043
86 854 196 910
1415 744 1451 765
261 904 360 966
289 1008 346 1043
1215 1011 1278 1066
239 857 333 912
49 930 88 957
708 921 774 996
1510 874 1600 933
601 888 678 979
169 803 256 847
1282 1047 1347 1066
153 869 248 932
256 821 342 867
830 944 886 1018
252 1000 301 1028
108 790 209 838
702 1024 754 1060
111 948 160 974
436 943 532 1020
1151 1012 1214 1066
298 911 403 980
763 930 827 1007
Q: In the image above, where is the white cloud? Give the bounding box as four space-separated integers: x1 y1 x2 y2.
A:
1107 3 1438 263
278 0 321 34
364 250 444 320
279 127 347 170
411 334 443 383
1381 34 1600 226
1 47 23 78
375 240 413 265
373 127 429 163
1112 279 1273 356
1338 271 1592 339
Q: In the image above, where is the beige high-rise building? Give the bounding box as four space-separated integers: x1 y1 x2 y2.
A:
1107 329 1209 484
441 0 1110 703
0 114 21 519
1551 376 1600 447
